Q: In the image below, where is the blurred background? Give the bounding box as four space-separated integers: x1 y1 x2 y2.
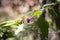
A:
0 0 40 21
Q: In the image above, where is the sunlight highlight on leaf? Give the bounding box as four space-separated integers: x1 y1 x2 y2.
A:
52 23 57 30
46 18 52 23
33 10 42 16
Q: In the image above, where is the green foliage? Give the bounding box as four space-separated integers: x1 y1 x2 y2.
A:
33 10 42 16
32 9 49 39
0 20 20 40
48 8 58 18
13 20 20 26
0 20 20 26
36 15 49 38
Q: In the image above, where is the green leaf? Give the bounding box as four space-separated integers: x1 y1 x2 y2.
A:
36 15 49 38
48 8 58 18
13 20 20 26
0 20 20 26
33 10 42 16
